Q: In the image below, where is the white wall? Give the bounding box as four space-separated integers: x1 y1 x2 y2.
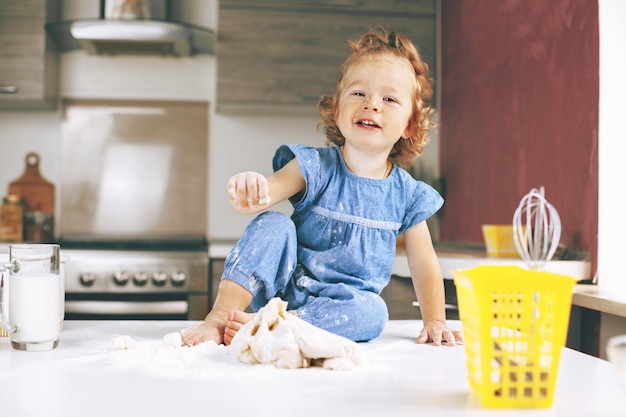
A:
0 0 442 242
0 0 543 246
55 0 326 239
0 0 326 241
208 113 324 239
0 112 61 195
597 0 626 298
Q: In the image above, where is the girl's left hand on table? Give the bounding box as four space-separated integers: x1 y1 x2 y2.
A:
417 320 463 346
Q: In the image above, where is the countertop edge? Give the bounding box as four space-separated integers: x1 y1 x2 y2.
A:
572 285 626 318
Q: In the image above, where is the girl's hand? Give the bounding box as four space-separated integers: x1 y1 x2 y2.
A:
227 171 271 214
417 320 463 346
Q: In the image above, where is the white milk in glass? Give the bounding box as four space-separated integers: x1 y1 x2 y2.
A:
9 273 61 342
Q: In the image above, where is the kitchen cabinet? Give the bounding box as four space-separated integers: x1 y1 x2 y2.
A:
0 0 59 110
568 286 626 359
381 275 459 320
209 257 225 307
216 0 436 113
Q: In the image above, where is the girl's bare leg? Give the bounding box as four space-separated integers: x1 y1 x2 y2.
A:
180 280 253 346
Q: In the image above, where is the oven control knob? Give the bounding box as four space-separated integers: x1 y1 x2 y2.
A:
170 271 187 287
152 271 168 286
113 271 130 286
133 271 149 286
80 273 96 287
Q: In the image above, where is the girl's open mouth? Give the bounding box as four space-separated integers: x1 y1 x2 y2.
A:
356 119 381 129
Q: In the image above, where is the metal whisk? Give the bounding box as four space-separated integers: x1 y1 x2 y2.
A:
512 187 561 271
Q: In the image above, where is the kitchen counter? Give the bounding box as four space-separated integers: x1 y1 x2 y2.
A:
573 285 626 318
208 242 592 280
1 320 624 417
392 249 592 281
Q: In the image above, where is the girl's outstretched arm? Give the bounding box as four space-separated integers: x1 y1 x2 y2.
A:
403 221 463 346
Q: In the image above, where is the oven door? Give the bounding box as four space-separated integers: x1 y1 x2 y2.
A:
61 248 209 321
64 293 209 320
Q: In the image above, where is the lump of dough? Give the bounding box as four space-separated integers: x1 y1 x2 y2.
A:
163 332 183 348
230 298 364 370
110 335 135 350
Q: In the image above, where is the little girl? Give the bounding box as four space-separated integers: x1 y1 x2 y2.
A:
182 28 462 347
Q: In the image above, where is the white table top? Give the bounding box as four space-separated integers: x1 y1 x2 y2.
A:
1 320 624 417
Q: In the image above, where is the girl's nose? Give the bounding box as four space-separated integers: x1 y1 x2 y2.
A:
363 96 380 111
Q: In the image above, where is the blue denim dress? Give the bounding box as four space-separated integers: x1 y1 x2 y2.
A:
221 144 443 341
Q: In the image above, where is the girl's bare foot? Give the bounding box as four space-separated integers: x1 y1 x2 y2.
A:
181 313 226 346
224 310 255 345
181 279 254 346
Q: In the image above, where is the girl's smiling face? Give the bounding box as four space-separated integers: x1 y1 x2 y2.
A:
336 53 417 155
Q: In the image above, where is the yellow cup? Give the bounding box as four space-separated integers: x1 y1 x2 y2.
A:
482 225 520 258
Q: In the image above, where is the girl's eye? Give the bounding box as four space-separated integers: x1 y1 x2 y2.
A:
353 91 365 97
383 97 396 103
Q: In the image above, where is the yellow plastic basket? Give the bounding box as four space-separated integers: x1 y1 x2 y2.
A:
453 265 576 408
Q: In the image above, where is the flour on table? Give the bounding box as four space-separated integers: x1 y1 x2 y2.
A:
110 335 136 350
163 332 183 348
230 297 365 370
110 332 181 351
107 332 234 379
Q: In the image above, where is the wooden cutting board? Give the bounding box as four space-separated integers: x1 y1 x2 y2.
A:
8 152 55 215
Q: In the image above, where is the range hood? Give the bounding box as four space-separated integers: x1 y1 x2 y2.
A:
45 2 213 57
46 19 213 56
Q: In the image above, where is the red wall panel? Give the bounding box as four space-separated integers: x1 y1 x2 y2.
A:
439 0 599 265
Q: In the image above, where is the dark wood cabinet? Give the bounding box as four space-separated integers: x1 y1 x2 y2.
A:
209 258 224 307
217 0 436 113
0 0 59 109
381 276 459 320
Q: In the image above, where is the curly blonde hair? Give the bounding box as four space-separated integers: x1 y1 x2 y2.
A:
318 27 435 168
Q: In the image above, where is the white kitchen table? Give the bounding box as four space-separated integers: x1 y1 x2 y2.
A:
0 320 624 417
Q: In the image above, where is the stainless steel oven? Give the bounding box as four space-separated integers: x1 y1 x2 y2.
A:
61 239 209 320
59 99 210 320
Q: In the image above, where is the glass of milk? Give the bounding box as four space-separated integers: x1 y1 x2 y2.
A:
608 335 626 392
0 244 61 351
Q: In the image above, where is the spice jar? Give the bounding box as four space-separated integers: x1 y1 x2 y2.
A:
0 194 27 242
23 211 54 243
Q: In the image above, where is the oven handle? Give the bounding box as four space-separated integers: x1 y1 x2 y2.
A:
411 301 458 311
65 300 188 315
